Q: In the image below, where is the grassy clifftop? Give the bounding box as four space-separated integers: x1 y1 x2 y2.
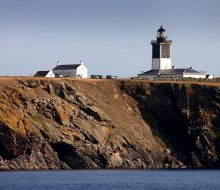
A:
0 77 220 169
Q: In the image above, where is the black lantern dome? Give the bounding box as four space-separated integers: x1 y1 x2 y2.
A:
157 26 166 32
157 26 167 42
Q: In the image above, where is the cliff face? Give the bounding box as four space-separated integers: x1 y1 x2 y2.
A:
0 78 219 170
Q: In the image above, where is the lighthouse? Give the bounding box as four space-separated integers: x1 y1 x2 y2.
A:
137 26 210 80
151 26 172 70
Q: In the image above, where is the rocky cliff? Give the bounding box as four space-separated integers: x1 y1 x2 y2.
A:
0 78 219 170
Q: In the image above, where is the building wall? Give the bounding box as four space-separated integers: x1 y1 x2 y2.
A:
141 73 208 80
140 74 183 80
183 74 206 79
207 74 214 79
161 44 171 58
152 44 160 58
152 59 160 70
160 74 182 79
160 58 172 69
156 74 182 80
148 75 157 80
76 64 88 78
152 58 172 70
45 71 55 78
139 75 158 80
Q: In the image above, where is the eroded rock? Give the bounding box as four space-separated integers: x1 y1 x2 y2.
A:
0 79 220 170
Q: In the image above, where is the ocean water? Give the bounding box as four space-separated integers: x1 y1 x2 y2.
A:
0 170 219 190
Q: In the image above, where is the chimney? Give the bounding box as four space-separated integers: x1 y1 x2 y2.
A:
80 60 84 65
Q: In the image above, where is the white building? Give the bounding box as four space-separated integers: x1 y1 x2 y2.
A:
139 68 208 80
34 70 55 78
53 61 88 78
138 26 209 80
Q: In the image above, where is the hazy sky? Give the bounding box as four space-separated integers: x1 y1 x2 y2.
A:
0 0 220 77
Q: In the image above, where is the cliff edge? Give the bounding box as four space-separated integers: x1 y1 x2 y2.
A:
0 77 219 169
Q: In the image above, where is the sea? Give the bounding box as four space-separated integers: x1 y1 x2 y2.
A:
0 170 219 190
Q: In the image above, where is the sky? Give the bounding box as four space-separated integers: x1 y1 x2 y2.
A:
0 0 220 77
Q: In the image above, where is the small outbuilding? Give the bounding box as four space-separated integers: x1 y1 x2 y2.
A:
34 70 55 78
139 68 207 80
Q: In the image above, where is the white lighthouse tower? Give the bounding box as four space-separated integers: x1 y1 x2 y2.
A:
151 26 172 70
